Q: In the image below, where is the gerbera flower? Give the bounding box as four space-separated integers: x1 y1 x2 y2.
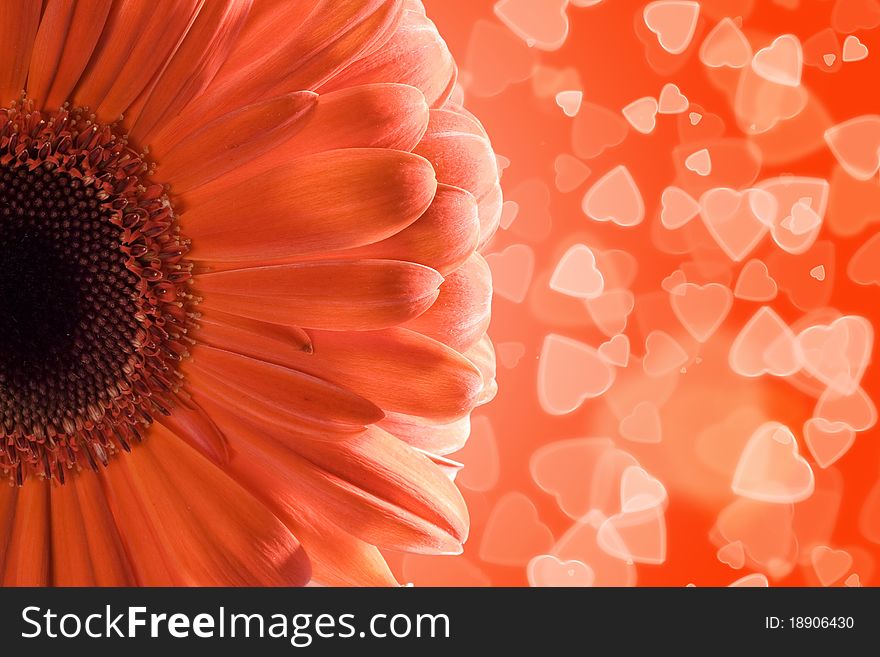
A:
0 0 499 586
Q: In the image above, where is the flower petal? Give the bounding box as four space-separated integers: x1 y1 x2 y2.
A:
196 310 314 363
50 481 97 586
213 0 321 77
476 182 503 249
183 149 437 263
417 450 464 480
414 109 500 244
404 253 492 351
183 362 371 442
71 471 138 586
252 0 403 94
0 2 40 105
26 0 76 104
194 395 468 554
323 183 479 275
160 83 430 205
73 0 203 122
290 328 484 422
2 482 49 585
416 109 496 196
41 0 114 109
100 424 311 586
292 425 469 545
291 525 399 586
0 485 17 581
465 333 498 406
321 7 456 108
192 316 480 423
164 0 403 133
379 412 472 454
196 260 443 330
160 91 318 193
129 0 253 142
289 83 430 155
155 392 231 466
183 344 386 430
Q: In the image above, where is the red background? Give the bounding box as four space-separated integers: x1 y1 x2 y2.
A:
384 0 880 586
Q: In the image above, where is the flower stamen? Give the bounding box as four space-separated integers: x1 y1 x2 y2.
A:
0 102 193 484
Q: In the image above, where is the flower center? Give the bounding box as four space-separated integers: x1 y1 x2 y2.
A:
0 103 193 484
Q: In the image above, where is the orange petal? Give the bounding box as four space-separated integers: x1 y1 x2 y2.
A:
195 318 481 422
292 425 469 544
379 411 472 454
159 91 318 193
416 109 496 196
414 109 500 242
96 0 203 121
43 0 114 109
320 7 456 108
26 0 76 104
183 362 371 442
290 328 483 422
129 0 253 142
151 408 393 588
196 259 443 330
2 482 49 586
0 484 18 579
196 395 468 554
69 0 155 109
322 183 479 275
50 479 97 585
71 1 193 119
404 253 492 351
95 0 203 121
100 424 310 585
183 344 385 430
289 524 398 586
196 311 314 364
140 0 319 150
476 182 503 249
231 480 399 585
167 0 403 132
289 83 430 155
72 471 137 586
159 83 430 204
251 0 403 95
417 450 464 480
183 149 437 263
212 0 320 78
155 392 231 466
0 2 40 105
465 333 498 406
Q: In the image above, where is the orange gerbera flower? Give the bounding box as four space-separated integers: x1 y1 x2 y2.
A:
0 0 499 586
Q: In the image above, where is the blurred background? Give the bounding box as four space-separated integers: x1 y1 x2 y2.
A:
383 0 880 586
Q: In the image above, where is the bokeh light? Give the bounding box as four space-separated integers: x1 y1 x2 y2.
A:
386 0 880 587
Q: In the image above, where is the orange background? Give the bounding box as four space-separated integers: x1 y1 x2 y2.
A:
383 0 880 586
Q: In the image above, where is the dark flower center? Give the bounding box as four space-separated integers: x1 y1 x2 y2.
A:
0 103 194 484
0 165 140 421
